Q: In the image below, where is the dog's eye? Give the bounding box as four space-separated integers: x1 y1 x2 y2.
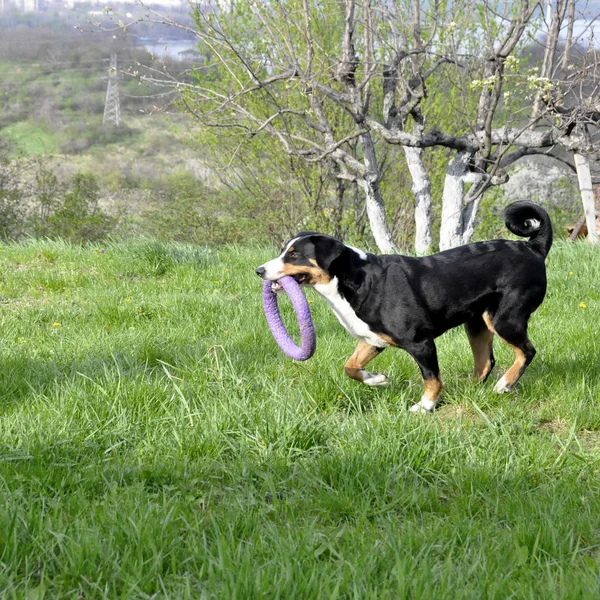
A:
288 251 299 259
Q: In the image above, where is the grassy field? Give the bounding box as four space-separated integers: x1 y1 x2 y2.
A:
0 239 599 599
0 122 58 156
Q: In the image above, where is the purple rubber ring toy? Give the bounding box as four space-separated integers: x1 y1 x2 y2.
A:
262 276 316 361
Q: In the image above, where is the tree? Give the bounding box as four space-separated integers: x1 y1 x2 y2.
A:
128 0 600 252
0 139 25 240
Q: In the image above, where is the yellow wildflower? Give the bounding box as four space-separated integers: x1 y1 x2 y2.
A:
579 302 587 309
52 322 61 327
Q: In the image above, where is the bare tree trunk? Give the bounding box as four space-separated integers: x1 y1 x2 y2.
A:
574 153 599 244
403 146 432 254
358 131 398 253
338 0 397 254
358 179 398 253
405 0 432 255
352 181 366 238
532 0 569 120
439 152 469 250
461 200 483 245
561 0 576 71
333 176 345 240
460 177 490 245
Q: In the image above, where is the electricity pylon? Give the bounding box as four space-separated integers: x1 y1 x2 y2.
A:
102 52 121 127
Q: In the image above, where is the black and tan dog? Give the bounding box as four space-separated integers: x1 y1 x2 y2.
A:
255 201 552 413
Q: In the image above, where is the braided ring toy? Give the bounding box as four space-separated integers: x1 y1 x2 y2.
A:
262 276 316 361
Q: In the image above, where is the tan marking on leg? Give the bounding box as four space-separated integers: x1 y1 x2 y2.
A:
486 311 535 393
466 328 494 382
503 345 528 388
344 342 387 384
423 376 443 402
410 374 443 413
377 333 399 347
482 311 497 335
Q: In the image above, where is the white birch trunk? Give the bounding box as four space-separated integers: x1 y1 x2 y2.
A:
359 178 398 253
460 177 487 245
574 152 599 245
359 131 398 254
403 146 433 255
439 152 470 250
461 198 483 245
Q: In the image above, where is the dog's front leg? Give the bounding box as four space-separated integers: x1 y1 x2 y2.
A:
344 342 389 386
404 340 443 413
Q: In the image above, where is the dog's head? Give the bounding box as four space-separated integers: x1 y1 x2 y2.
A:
255 233 349 287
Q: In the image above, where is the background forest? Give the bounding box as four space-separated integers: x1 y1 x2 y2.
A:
0 3 591 252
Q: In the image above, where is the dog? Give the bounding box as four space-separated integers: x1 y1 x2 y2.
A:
255 201 553 413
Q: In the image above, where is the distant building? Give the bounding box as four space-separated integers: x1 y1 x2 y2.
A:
1 0 40 12
1 0 190 11
64 0 186 7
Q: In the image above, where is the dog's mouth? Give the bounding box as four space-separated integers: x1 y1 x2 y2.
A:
293 273 310 285
270 273 309 292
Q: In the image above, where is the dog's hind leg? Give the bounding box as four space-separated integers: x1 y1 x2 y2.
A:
404 340 443 413
483 311 536 394
344 342 389 386
465 317 495 382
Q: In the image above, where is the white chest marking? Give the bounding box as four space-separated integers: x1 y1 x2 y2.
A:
314 277 389 348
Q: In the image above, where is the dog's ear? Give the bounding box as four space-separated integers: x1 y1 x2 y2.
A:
315 237 346 272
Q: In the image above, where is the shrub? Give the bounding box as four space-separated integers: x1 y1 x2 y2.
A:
30 172 121 243
43 173 120 242
0 188 25 240
136 173 271 245
0 139 26 239
58 122 137 155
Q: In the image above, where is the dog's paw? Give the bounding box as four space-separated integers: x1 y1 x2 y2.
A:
409 396 436 413
494 375 513 394
362 372 390 387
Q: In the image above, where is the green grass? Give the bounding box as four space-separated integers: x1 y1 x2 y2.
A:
0 121 57 155
0 239 599 599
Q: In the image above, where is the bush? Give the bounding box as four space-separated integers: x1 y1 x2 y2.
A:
0 189 25 240
0 139 26 239
41 173 120 242
137 173 270 245
58 122 137 155
27 171 121 243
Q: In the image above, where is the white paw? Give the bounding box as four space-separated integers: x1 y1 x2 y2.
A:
409 396 436 413
363 372 390 387
494 375 512 394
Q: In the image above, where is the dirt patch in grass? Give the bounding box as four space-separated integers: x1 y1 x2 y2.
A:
538 419 570 434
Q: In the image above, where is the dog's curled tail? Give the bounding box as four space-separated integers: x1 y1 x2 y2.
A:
504 201 553 258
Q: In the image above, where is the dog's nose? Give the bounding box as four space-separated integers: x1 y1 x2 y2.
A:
255 266 266 278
